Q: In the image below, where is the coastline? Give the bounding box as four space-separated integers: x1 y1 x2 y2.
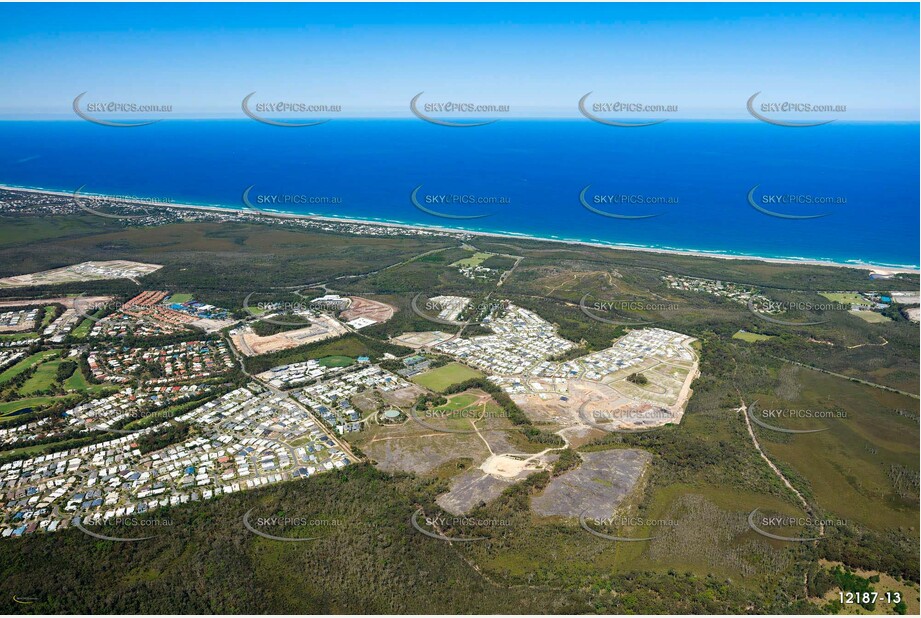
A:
2 183 918 275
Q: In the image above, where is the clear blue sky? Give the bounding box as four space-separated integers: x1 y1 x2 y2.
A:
0 2 917 119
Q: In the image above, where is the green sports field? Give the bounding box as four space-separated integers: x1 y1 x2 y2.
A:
450 251 495 268
818 291 873 307
410 362 484 392
731 330 775 343
318 355 356 368
849 309 891 323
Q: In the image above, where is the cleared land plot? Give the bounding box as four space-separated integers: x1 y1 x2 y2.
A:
190 317 235 333
0 260 161 287
391 330 454 348
531 449 651 519
611 367 683 408
359 388 536 491
514 380 615 427
365 429 490 475
166 293 194 304
732 330 776 342
819 292 873 307
0 296 109 311
848 309 891 323
377 384 425 409
340 296 395 323
232 315 348 356
437 464 536 515
450 252 494 268
411 362 483 392
318 355 355 368
890 291 921 304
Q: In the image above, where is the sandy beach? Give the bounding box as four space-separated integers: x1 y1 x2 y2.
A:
2 183 918 275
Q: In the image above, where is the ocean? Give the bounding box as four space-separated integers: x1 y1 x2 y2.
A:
0 119 917 269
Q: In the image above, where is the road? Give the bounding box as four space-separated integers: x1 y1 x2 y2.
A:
221 331 360 463
770 355 919 400
736 396 824 539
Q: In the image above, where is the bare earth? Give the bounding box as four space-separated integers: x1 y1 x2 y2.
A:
340 296 395 323
437 464 538 515
391 330 454 348
231 315 347 356
0 260 162 287
0 296 113 311
367 431 490 475
531 449 651 519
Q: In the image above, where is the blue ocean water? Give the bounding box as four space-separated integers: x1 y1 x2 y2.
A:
0 120 917 268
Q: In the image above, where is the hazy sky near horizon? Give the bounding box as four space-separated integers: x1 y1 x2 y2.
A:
0 2 918 119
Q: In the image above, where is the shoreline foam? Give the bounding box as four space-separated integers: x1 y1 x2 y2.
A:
1 183 918 274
